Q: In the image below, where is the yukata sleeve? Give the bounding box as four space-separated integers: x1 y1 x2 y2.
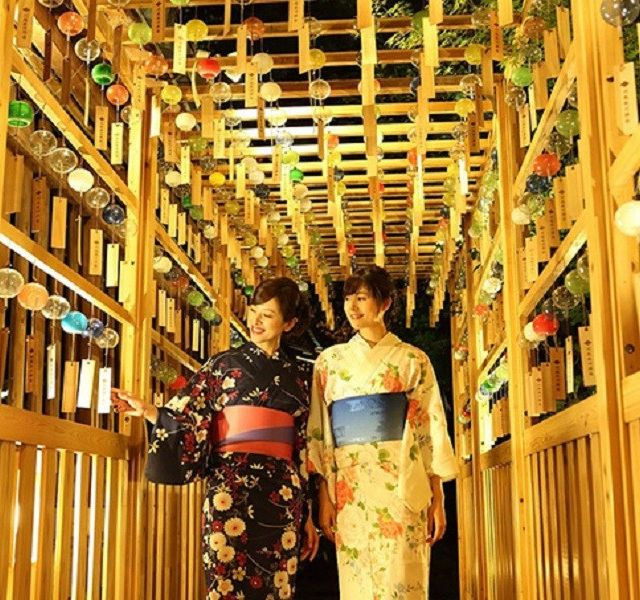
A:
145 355 223 485
306 353 337 503
413 354 458 482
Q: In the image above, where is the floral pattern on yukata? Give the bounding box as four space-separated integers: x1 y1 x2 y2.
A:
306 333 458 600
146 342 310 599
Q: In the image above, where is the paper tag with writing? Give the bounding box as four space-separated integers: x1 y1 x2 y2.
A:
24 336 36 394
541 362 556 413
163 119 178 163
531 365 544 416
76 359 96 409
46 343 57 400
166 297 176 333
518 104 531 147
89 229 103 276
31 176 47 233
578 325 596 387
152 0 165 41
616 62 639 135
245 64 258 108
180 143 191 184
553 177 569 230
95 105 109 151
549 346 566 401
565 335 574 394
545 197 561 247
489 11 504 60
298 22 311 72
524 236 538 284
213 117 226 158
16 0 34 48
106 243 120 287
236 25 247 72
272 145 282 183
150 94 161 138
173 24 187 74
110 122 124 165
543 30 560 76
97 367 112 414
288 0 304 31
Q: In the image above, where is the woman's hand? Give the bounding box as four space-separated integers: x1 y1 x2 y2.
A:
300 515 320 561
111 388 158 424
317 479 337 543
426 495 446 546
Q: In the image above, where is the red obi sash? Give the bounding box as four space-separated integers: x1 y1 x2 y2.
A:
211 405 295 460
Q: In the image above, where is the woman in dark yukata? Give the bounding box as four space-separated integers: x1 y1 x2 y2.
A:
112 277 320 600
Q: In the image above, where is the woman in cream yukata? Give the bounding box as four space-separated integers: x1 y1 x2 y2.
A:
306 266 458 600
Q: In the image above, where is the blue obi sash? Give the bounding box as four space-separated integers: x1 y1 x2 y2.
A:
330 392 408 447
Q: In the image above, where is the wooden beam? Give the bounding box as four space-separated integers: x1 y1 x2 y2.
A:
0 405 129 459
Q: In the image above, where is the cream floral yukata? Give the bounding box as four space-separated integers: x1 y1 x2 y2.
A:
306 333 458 600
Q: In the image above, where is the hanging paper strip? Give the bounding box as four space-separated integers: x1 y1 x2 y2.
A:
180 143 191 184
128 108 143 198
132 62 146 111
168 202 178 237
177 212 187 245
201 96 214 138
191 165 202 205
98 367 112 414
317 120 325 161
106 243 119 287
543 30 560 77
150 94 161 138
31 177 46 233
112 25 122 75
50 197 67 249
164 118 179 162
62 361 80 413
298 22 311 73
236 162 246 199
191 58 201 108
615 62 638 135
236 25 247 73
213 117 226 158
272 144 282 184
489 12 504 61
89 229 103 275
76 359 96 409
46 344 56 401
228 142 235 180
257 96 266 139
152 0 165 42
288 0 304 32
61 56 71 105
16 0 34 48
173 24 187 75
245 63 258 108
361 26 377 65
111 122 124 165
422 17 439 67
556 7 570 59
95 105 109 151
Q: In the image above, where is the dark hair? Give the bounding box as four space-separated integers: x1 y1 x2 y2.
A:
344 266 396 326
251 277 310 338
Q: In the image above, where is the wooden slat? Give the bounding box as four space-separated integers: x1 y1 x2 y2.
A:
590 434 610 596
33 448 57 600
524 394 599 455
566 441 582 598
89 455 106 600
0 405 128 459
52 450 75 600
554 445 571 599
73 454 91 600
628 420 640 596
0 443 19 595
13 445 37 599
577 437 597 593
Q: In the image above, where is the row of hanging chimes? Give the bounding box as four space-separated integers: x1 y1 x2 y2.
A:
525 318 595 417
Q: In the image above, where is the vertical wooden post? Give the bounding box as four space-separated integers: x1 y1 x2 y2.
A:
495 80 534 600
0 0 17 214
572 2 631 597
463 228 487 600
